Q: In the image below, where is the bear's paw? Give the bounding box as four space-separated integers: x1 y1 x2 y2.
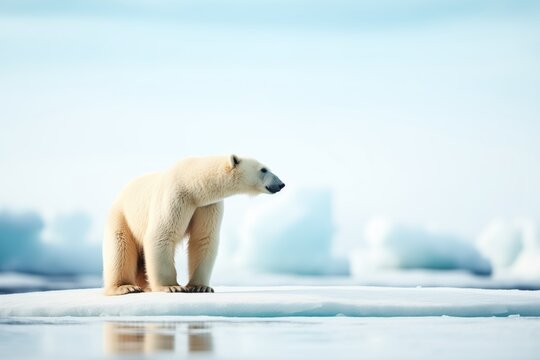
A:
184 285 214 293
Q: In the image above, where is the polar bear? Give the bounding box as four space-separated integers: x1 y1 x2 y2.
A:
103 155 285 295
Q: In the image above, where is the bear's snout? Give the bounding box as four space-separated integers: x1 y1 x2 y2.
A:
266 182 285 194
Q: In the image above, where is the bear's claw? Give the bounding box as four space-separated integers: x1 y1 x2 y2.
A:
185 285 214 293
105 285 144 295
154 285 185 293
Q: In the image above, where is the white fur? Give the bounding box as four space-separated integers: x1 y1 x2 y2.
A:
103 155 283 295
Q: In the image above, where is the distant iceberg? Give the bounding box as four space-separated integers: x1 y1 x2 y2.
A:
477 218 540 279
236 189 348 276
350 219 492 276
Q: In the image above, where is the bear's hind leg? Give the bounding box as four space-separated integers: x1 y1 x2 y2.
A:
103 213 143 296
135 255 150 291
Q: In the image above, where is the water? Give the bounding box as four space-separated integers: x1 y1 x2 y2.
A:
1 317 539 359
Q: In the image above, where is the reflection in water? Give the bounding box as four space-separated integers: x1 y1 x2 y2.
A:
103 322 213 355
188 323 214 353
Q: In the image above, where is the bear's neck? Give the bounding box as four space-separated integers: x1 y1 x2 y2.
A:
188 164 240 207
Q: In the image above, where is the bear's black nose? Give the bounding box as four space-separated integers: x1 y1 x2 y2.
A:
279 183 285 189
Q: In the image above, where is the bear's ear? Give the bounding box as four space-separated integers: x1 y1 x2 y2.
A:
230 154 240 168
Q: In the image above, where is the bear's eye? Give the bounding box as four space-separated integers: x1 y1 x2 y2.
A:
260 168 268 173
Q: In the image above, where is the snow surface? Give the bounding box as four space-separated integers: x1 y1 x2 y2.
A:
1 286 539 318
211 270 540 290
2 270 540 296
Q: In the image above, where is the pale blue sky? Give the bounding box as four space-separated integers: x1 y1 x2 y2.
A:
1 0 539 252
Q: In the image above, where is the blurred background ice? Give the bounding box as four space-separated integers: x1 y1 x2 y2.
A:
1 0 539 292
234 188 348 276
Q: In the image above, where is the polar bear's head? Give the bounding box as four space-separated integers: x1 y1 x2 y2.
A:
229 154 285 195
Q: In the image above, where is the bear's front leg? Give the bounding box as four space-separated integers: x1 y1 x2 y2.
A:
144 236 184 293
185 202 223 293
